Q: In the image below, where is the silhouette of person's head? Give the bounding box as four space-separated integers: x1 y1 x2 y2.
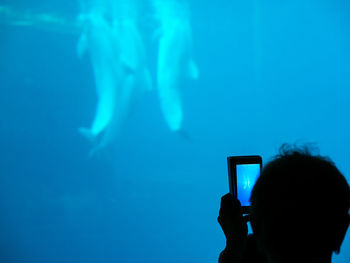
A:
250 145 350 262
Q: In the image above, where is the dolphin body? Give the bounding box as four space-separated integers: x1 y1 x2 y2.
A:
153 0 199 132
77 12 118 140
91 18 152 155
78 0 151 156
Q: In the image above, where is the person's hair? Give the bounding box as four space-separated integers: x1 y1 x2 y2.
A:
250 144 350 259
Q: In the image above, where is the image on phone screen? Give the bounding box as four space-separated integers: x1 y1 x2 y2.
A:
236 164 261 206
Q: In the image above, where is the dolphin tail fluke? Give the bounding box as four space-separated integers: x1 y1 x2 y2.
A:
176 129 192 142
188 59 199 80
79 128 102 158
78 127 95 142
88 144 102 159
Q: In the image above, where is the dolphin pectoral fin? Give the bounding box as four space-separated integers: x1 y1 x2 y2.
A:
187 59 199 80
77 33 88 58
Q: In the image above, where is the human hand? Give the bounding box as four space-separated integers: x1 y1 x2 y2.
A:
217 193 248 260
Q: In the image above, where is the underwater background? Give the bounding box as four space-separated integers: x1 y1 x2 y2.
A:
0 0 349 262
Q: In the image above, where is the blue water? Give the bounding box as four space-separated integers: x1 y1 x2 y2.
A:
0 0 349 262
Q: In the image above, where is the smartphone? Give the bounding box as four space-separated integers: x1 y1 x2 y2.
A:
227 155 262 214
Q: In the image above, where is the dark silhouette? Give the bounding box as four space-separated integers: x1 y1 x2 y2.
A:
218 145 350 263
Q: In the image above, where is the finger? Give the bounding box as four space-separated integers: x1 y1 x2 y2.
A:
220 193 234 210
220 194 242 216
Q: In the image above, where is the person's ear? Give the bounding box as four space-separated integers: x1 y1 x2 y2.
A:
333 214 349 254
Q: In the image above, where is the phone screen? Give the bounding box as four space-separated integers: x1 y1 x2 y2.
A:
236 164 260 206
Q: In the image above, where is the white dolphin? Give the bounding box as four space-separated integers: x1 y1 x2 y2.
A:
153 0 199 132
77 0 151 155
77 11 119 142
90 18 152 155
